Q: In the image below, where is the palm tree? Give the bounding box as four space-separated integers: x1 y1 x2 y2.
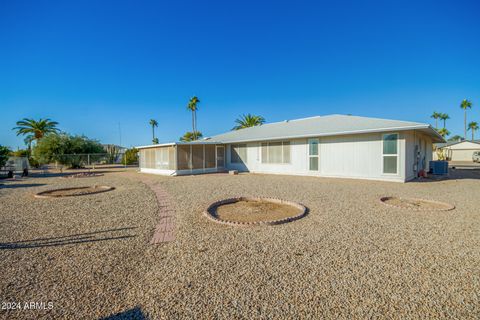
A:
460 99 473 139
437 127 450 138
24 135 34 156
180 131 203 142
468 121 479 141
431 112 441 128
13 118 59 144
149 119 158 144
232 114 266 130
448 135 463 142
187 96 200 140
439 113 450 128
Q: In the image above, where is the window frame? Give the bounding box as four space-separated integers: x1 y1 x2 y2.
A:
382 133 399 175
308 138 319 171
230 144 248 164
260 141 291 164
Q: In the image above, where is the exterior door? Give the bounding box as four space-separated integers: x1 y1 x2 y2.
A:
308 138 319 171
216 146 225 169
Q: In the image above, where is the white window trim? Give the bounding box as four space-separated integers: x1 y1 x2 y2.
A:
382 133 399 175
231 144 247 164
260 141 291 164
308 138 319 171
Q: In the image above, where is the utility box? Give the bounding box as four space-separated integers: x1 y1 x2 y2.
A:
429 161 448 175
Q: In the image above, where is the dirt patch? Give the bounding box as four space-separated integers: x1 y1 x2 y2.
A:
35 185 114 198
205 197 307 225
380 196 455 211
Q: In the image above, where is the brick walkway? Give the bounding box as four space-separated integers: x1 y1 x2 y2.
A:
139 179 176 244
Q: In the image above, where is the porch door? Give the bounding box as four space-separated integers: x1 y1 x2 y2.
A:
308 138 319 171
216 146 225 169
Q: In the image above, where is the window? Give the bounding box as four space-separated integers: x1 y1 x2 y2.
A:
308 138 319 171
261 141 290 164
231 144 247 163
382 133 398 174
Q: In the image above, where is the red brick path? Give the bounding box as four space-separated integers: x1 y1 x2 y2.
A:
142 180 176 244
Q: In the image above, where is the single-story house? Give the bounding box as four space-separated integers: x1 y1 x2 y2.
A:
137 114 444 182
433 140 480 161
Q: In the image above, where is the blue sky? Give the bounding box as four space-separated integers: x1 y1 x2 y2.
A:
1 0 479 149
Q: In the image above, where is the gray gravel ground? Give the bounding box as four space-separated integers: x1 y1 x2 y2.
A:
0 169 479 319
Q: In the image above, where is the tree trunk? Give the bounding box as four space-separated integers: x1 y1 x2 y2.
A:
192 111 195 140
464 110 467 139
152 125 155 141
194 110 198 140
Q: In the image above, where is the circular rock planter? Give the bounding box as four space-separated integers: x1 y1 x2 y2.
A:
204 197 307 226
61 172 104 179
35 185 114 198
380 196 455 211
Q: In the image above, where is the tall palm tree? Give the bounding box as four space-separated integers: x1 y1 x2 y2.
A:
13 118 59 143
439 113 450 128
180 131 203 142
468 121 479 141
430 112 441 129
149 119 158 144
232 114 266 130
24 135 34 156
460 99 473 139
437 127 450 138
187 96 200 140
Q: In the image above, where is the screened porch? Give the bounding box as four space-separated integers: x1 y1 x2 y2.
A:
138 143 226 175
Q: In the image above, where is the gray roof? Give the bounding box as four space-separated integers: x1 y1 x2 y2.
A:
205 114 444 143
136 114 444 149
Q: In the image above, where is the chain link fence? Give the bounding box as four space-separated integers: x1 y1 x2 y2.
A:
47 152 138 169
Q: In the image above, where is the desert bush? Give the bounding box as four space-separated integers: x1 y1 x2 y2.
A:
33 133 104 168
0 145 11 168
121 148 139 165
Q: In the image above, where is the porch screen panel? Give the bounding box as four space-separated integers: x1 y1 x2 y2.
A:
145 149 155 168
140 150 146 168
192 145 204 169
168 146 176 170
205 145 216 168
155 147 170 169
177 145 191 170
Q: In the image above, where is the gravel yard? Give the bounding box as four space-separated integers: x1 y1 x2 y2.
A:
0 169 479 319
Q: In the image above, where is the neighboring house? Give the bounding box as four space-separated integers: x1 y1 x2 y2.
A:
136 115 444 182
434 140 480 162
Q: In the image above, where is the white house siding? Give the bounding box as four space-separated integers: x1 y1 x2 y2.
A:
226 132 408 182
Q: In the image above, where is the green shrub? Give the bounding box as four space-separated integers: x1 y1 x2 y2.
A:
33 133 104 168
121 148 139 165
0 145 11 168
10 149 29 157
